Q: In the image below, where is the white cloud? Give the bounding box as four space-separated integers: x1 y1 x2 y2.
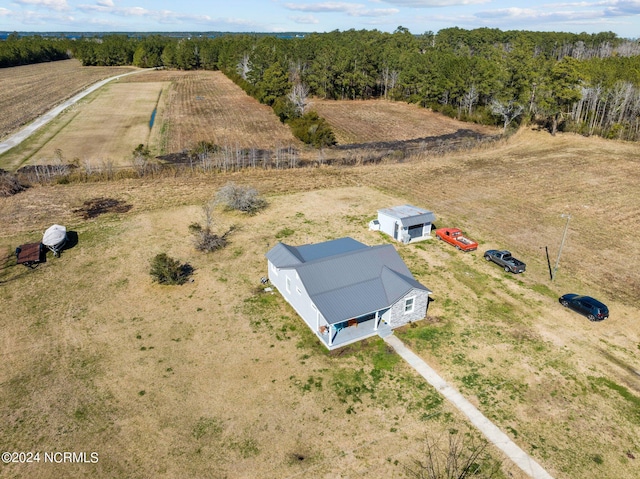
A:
476 5 604 22
284 2 399 17
290 14 321 23
604 0 640 15
13 0 69 11
77 3 216 25
96 0 114 6
380 0 490 6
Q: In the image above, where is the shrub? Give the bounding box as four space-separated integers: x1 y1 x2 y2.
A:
288 112 336 148
0 169 28 197
192 227 233 253
215 182 267 214
273 96 296 123
149 253 192 285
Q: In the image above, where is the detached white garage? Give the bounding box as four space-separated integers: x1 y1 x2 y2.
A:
377 205 436 244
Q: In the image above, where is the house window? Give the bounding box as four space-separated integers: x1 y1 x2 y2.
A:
404 296 415 314
286 276 291 293
270 263 278 275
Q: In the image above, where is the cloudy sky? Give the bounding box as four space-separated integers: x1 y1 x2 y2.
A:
1 0 638 38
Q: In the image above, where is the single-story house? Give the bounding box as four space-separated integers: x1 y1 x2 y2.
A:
375 205 436 244
265 237 432 350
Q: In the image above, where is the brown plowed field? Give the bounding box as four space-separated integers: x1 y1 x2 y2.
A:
122 70 302 152
0 59 138 140
1 64 497 171
312 98 498 145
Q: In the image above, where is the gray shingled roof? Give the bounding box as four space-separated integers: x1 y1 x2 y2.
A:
378 204 436 227
266 238 431 324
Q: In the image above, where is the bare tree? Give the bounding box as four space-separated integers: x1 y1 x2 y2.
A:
404 433 502 479
381 67 400 99
237 53 251 80
490 99 524 132
288 82 311 116
189 200 234 253
288 59 305 84
131 143 151 177
460 85 479 117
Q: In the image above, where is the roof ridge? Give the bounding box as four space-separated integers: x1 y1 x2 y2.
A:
295 242 393 268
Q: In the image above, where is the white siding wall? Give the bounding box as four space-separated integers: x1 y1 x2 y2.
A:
267 261 325 332
377 211 399 240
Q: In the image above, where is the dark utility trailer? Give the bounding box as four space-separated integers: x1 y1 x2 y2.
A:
15 242 44 268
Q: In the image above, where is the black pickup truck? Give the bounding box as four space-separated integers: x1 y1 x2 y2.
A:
483 250 526 273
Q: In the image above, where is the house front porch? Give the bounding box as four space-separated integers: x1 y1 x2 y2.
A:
316 313 393 350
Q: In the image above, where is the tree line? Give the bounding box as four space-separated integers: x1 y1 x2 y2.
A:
0 33 71 67
4 28 640 140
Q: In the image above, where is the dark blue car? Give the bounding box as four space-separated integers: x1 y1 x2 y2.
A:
559 294 609 321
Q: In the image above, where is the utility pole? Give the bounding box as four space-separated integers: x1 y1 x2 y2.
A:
544 246 553 281
552 214 571 281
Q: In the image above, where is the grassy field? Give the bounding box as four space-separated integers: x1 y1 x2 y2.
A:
1 63 640 478
1 128 640 479
1 181 530 479
0 59 137 141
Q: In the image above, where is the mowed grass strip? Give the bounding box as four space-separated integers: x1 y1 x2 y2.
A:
0 59 138 140
1 81 167 169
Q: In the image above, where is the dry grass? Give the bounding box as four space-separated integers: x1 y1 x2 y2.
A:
1 128 639 479
354 128 640 305
1 183 529 479
1 63 640 479
1 68 498 172
1 68 305 171
0 59 138 140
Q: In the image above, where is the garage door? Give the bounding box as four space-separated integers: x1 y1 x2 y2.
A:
407 224 424 238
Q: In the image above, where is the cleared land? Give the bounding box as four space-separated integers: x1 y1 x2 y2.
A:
1 128 639 479
312 98 497 145
0 59 137 141
0 69 303 170
121 69 302 153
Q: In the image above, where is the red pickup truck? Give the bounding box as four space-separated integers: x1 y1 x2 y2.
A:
435 228 478 251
